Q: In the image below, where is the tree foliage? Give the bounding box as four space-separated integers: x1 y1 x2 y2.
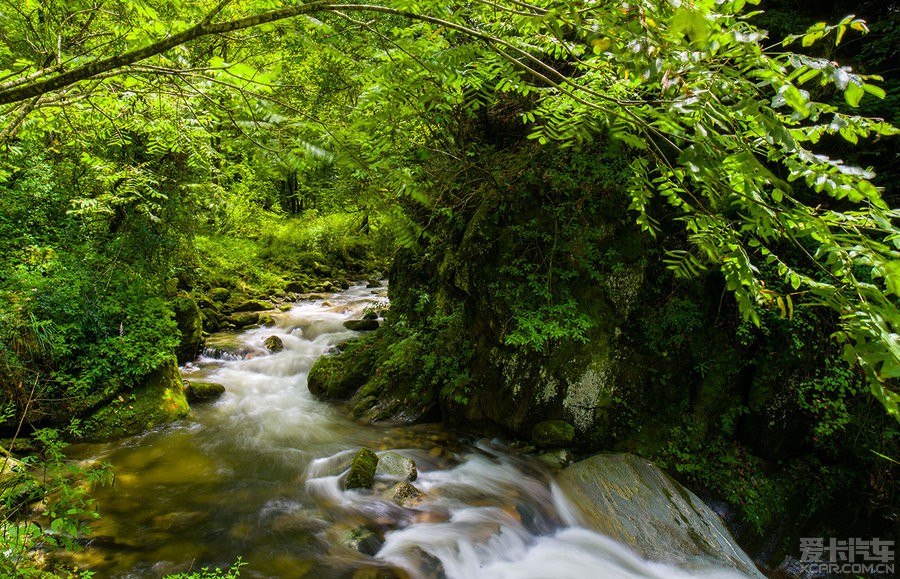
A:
0 0 897 419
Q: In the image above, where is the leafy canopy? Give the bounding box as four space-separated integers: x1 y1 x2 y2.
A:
0 0 897 419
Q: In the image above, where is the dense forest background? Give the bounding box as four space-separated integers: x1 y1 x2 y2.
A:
0 0 898 576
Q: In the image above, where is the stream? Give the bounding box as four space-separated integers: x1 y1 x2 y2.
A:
65 285 752 578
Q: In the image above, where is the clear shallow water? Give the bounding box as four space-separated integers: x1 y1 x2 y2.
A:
64 285 750 578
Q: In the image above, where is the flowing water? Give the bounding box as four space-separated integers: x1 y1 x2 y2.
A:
64 285 751 578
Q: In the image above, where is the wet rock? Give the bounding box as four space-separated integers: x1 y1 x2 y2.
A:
382 481 424 507
184 381 226 402
259 314 275 326
339 524 384 556
375 452 418 481
263 335 284 352
233 299 274 313
227 312 259 328
536 448 574 468
343 319 380 332
363 312 379 321
200 307 222 332
284 281 307 293
531 420 575 448
279 304 292 312
345 447 379 490
556 453 763 577
209 287 230 303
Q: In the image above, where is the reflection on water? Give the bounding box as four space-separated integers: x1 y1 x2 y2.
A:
64 285 749 578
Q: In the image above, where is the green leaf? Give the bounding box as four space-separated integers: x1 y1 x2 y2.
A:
862 84 886 99
844 82 864 107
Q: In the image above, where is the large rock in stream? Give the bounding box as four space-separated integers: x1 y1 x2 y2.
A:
556 453 762 577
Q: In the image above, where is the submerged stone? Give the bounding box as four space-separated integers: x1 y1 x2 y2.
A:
556 453 763 577
375 451 418 481
345 447 379 490
531 420 575 448
263 335 284 352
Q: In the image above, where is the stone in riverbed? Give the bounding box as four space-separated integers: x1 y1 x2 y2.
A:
226 311 259 328
263 335 284 352
556 453 763 577
531 420 575 448
233 299 274 313
344 447 379 490
338 524 384 556
184 381 226 402
536 448 574 468
382 481 424 507
375 451 418 481
284 281 307 293
343 319 380 332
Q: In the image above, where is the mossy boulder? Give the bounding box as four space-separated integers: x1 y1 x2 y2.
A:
343 319 380 332
200 307 223 332
284 280 307 293
344 447 379 490
173 296 203 364
531 420 576 448
233 299 274 313
308 335 381 400
263 335 284 352
209 287 231 303
184 381 226 403
81 357 190 441
226 312 259 328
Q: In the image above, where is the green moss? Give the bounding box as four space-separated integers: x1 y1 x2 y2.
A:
345 447 379 490
81 357 190 441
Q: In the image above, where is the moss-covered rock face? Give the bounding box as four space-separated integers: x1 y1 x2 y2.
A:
172 296 203 365
81 357 190 441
